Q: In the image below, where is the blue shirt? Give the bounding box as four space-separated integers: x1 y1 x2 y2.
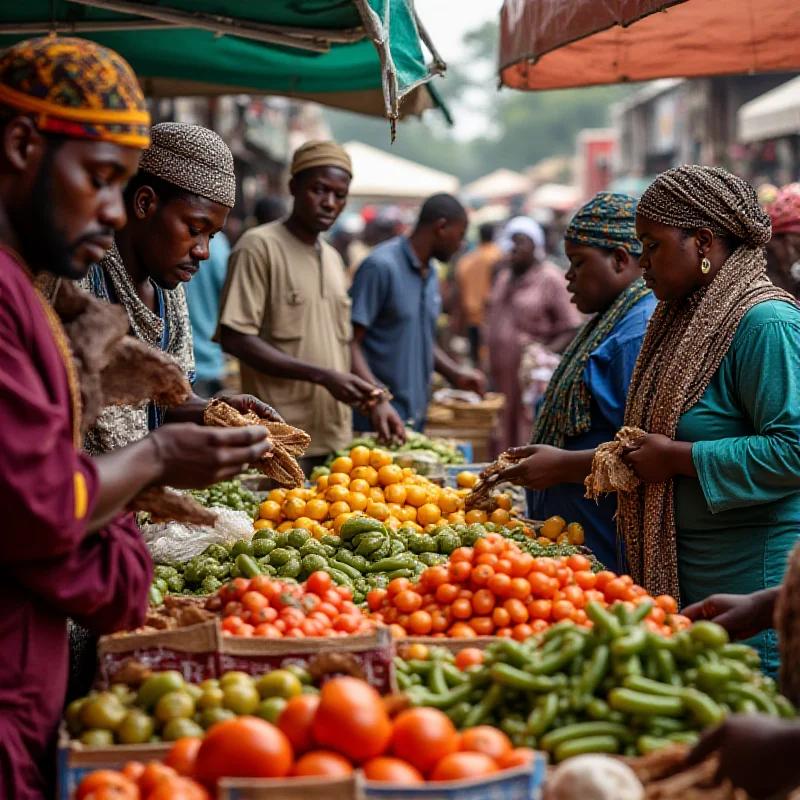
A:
526 292 657 571
185 232 231 382
349 236 442 431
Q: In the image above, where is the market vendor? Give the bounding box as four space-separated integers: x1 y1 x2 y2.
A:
76 121 281 456
217 141 404 470
0 37 271 799
615 165 800 673
495 193 656 570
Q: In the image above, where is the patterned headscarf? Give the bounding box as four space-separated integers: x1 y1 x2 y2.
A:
565 192 642 255
618 165 793 601
0 36 149 148
290 140 352 177
765 183 800 236
139 122 236 208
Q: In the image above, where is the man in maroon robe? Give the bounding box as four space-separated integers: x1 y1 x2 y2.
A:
0 38 270 798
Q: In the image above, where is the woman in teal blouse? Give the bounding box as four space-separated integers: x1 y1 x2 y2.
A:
616 166 800 673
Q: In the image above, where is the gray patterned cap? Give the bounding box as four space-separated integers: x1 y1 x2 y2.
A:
139 122 235 208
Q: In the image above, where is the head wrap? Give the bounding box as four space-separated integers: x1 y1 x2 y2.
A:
765 183 800 236
565 192 642 255
290 140 352 177
637 165 771 248
0 36 149 149
139 122 235 208
500 216 546 260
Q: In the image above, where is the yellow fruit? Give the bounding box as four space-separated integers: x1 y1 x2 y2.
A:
253 519 271 531
409 522 423 532
448 512 465 524
506 518 524 530
259 500 282 521
386 516 401 530
330 456 354 475
350 446 371 468
283 497 307 521
387 503 403 517
369 487 385 504
326 485 350 504
305 499 329 521
490 508 511 526
328 472 351 488
426 488 442 505
333 512 354 534
367 501 390 521
268 489 287 504
384 483 407 505
536 536 552 546
401 468 415 478
351 466 379 487
405 485 428 508
437 491 460 514
400 505 417 523
369 449 393 470
286 488 306 500
540 516 566 540
329 500 351 518
294 517 314 530
457 471 479 489
465 509 488 525
556 532 570 546
377 464 403 486
316 475 329 492
417 503 442 527
323 521 333 530
311 524 327 540
278 521 294 533
345 492 368 512
567 522 585 546
495 493 512 511
350 478 371 495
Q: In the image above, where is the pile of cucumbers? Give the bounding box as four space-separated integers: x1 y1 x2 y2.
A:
399 601 794 761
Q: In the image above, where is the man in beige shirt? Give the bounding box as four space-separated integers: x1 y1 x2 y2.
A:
217 141 405 469
456 222 500 364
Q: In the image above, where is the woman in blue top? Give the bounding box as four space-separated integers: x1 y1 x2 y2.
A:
497 193 656 571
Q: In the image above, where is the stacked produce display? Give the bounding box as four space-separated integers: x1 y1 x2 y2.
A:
323 432 467 470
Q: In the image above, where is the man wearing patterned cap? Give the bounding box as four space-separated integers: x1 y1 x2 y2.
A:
0 38 271 797
218 140 405 471
494 193 656 570
79 121 280 458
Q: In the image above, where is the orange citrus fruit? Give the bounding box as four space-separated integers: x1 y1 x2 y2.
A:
329 501 351 519
417 503 442 527
369 449 393 470
326 485 350 504
330 457 354 475
327 472 351 488
283 497 307 521
378 464 403 486
369 487 385 503
316 475 329 492
465 509 488 525
333 512 354 534
384 483 407 505
350 478 370 495
350 446 371 468
437 491 460 514
268 489 287 504
456 471 479 489
351 466 379 487
367 502 390 521
306 499 329 521
490 508 511 526
345 492 368 512
294 517 314 530
259 500 282 521
405 485 428 507
495 493 512 511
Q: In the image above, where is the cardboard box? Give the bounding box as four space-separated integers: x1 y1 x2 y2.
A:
96 620 219 688
218 626 396 694
56 728 170 800
219 774 365 800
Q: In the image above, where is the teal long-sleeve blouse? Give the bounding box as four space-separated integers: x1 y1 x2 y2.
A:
674 299 800 672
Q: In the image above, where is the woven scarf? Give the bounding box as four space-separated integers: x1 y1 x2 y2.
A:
618 246 794 601
532 278 651 447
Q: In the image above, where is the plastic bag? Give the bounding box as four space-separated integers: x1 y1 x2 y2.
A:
140 507 255 566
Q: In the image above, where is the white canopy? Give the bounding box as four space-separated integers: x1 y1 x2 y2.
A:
738 76 800 144
530 183 581 211
463 169 531 201
343 141 460 201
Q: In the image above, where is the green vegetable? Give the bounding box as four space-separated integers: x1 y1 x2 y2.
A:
253 539 276 558
328 560 362 581
527 693 560 736
608 688 684 717
490 664 560 693
540 722 630 752
278 555 302 578
689 620 730 649
268 548 292 567
339 517 386 541
287 528 311 549
230 540 254 559
235 554 261 578
148 586 164 606
681 689 725 726
554 734 620 761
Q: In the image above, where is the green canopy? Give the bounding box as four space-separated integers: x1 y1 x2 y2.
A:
0 0 447 124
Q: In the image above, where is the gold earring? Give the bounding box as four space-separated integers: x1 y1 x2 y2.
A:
701 257 711 274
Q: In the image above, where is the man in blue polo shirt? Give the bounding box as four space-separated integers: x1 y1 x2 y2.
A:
350 194 486 434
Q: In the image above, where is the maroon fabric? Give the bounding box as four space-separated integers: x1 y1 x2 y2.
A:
0 251 152 799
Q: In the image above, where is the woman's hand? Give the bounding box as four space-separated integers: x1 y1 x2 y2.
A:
621 434 696 482
217 394 284 423
683 588 779 640
495 445 566 490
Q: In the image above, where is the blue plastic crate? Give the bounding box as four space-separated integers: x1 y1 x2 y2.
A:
364 755 546 800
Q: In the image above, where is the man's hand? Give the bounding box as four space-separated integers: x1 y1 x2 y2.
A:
683 589 778 640
454 367 487 397
216 394 284 422
150 424 272 488
621 433 694 483
322 371 382 406
370 400 407 445
495 445 565 490
687 715 800 799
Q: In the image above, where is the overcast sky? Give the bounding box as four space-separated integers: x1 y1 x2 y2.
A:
414 0 505 139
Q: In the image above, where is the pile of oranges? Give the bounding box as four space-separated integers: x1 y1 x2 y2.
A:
254 446 521 539
366 534 685 640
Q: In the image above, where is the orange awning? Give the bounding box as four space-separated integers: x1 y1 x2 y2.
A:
500 0 800 90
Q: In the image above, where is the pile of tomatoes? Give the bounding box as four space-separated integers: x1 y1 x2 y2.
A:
77 677 537 794
366 534 686 640
216 572 375 638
